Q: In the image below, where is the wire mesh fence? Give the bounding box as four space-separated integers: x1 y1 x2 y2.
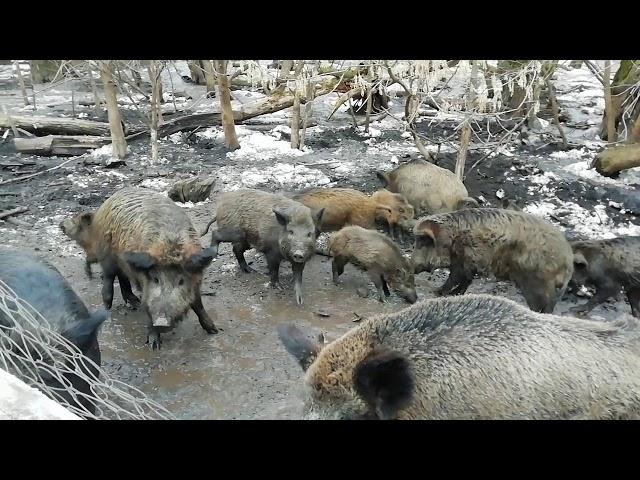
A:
0 278 174 420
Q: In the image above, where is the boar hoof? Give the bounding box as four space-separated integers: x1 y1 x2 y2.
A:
146 332 162 350
203 324 219 334
270 281 284 290
124 294 141 308
241 265 255 274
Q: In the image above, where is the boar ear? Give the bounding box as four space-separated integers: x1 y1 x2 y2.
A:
457 197 478 210
354 349 414 420
123 251 156 271
573 252 588 270
79 212 94 226
376 171 389 187
277 323 323 371
186 247 216 272
273 207 290 226
415 221 439 247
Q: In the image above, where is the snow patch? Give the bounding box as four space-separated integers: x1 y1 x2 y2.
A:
217 162 329 190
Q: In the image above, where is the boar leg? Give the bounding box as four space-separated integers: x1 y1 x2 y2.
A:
100 259 117 309
291 261 305 305
436 261 471 296
382 278 391 297
191 291 219 334
332 256 347 284
626 287 640 318
211 227 254 272
266 251 283 290
117 270 140 308
146 325 162 350
84 259 93 279
233 241 254 273
368 271 388 303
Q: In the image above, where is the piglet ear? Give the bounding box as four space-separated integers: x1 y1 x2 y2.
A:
573 252 588 270
277 323 324 371
313 208 325 226
354 349 414 420
185 247 216 272
376 171 389 187
123 252 156 271
79 212 94 226
273 207 290 227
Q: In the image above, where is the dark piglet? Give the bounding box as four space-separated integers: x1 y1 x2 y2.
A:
570 236 640 318
0 247 107 416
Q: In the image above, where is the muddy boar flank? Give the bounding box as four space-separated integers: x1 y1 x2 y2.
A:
293 188 396 235
329 226 417 304
0 248 108 416
91 187 217 349
278 294 640 420
206 189 323 305
376 159 478 216
570 236 640 318
411 208 573 313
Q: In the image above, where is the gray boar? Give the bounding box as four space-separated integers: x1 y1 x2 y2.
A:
329 226 417 304
570 236 640 318
376 159 478 216
0 247 108 416
411 208 573 313
91 187 217 349
203 189 323 305
278 294 640 420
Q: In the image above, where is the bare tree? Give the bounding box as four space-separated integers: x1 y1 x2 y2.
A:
202 61 217 98
214 60 239 150
455 60 480 180
290 61 305 149
603 61 617 142
148 61 165 163
13 62 30 107
98 61 127 159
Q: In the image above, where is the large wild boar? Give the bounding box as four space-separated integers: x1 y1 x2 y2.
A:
278 294 640 420
91 187 217 349
411 208 573 313
203 189 323 305
0 248 108 416
292 188 399 236
329 226 417 303
376 159 478 216
570 236 640 318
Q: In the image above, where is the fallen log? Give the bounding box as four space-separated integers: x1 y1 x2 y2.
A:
127 75 342 142
13 135 111 156
0 157 78 186
0 206 28 220
591 144 640 176
0 113 111 136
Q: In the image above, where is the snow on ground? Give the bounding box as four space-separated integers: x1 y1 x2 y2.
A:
225 125 311 161
217 162 330 191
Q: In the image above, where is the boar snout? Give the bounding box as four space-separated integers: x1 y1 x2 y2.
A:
291 250 306 263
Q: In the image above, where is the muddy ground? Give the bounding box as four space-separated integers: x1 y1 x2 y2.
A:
1 63 639 419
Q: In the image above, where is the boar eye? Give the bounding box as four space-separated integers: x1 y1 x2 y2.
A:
399 208 405 214
307 232 312 238
153 276 159 284
178 278 184 286
288 230 294 235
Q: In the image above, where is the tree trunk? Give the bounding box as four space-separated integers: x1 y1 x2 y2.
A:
148 62 163 163
202 61 217 98
14 62 30 107
364 87 373 133
87 66 102 115
630 105 640 143
99 61 128 159
591 144 640 176
546 77 567 147
600 60 640 141
299 80 314 150
13 135 111 156
455 122 471 180
278 60 294 82
0 112 111 136
291 88 301 149
30 60 59 84
214 60 240 151
603 61 616 142
455 60 479 179
497 60 530 118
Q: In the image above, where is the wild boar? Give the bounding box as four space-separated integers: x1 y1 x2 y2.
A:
376 159 478 216
204 189 323 305
328 226 417 303
278 294 640 419
411 208 573 313
91 187 217 349
570 236 640 318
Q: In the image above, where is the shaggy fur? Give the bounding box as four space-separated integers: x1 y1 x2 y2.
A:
412 208 573 313
570 236 640 317
279 294 640 420
60 211 99 277
377 159 478 216
329 226 417 303
293 188 395 232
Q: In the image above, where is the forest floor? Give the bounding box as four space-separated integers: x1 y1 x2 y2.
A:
1 62 639 419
